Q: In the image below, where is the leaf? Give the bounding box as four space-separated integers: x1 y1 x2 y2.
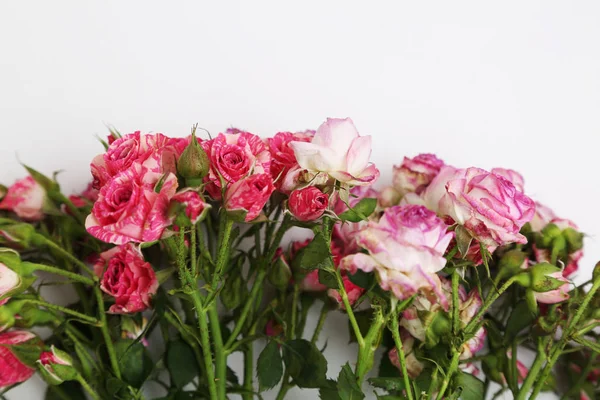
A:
115 339 153 389
166 340 200 389
282 339 328 388
337 363 365 400
318 269 339 289
257 341 283 391
504 301 535 344
454 226 473 258
292 233 333 271
319 379 341 400
348 310 374 344
377 347 398 378
457 372 485 400
347 270 375 290
368 377 406 391
45 381 86 400
339 198 377 223
22 164 60 193
227 366 239 385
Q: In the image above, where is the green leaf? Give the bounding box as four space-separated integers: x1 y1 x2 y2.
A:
282 339 328 388
319 379 341 400
45 381 86 400
257 341 283 391
504 301 535 344
457 372 484 400
292 232 333 271
22 164 60 193
115 339 153 389
339 198 377 222
166 340 200 389
318 269 339 289
368 377 406 391
347 270 375 290
337 363 364 400
455 225 473 258
8 337 43 367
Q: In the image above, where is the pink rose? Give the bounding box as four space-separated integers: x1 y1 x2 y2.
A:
388 331 424 378
279 166 331 194
328 275 364 309
341 205 453 308
0 177 46 221
93 243 158 314
224 173 275 222
91 132 179 190
0 330 37 389
290 118 379 186
393 153 444 196
333 185 379 254
268 131 313 189
0 262 20 300
171 189 211 224
203 131 271 198
288 187 329 221
291 238 344 292
423 166 535 247
86 163 178 244
533 271 570 304
491 168 525 192
300 270 327 292
38 346 75 384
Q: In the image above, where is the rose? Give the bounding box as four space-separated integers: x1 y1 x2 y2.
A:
392 153 444 196
203 131 271 198
423 166 535 247
491 168 525 192
0 330 38 389
279 166 331 194
332 185 379 254
268 131 313 188
341 205 453 308
93 243 158 313
37 346 76 385
224 173 275 222
171 190 211 224
0 176 46 221
532 270 570 304
288 238 344 292
86 163 178 244
290 118 379 186
328 276 364 309
91 132 180 190
0 262 20 300
288 187 329 221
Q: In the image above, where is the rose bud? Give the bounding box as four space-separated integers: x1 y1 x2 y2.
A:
224 173 275 222
121 317 149 346
170 189 211 226
0 176 47 221
0 250 36 300
392 153 444 196
37 346 77 385
268 250 292 290
328 276 364 309
288 187 329 221
93 244 159 314
0 330 39 388
177 129 210 186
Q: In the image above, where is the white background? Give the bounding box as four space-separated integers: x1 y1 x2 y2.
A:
2 2 600 399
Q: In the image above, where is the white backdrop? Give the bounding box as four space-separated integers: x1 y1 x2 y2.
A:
2 2 600 399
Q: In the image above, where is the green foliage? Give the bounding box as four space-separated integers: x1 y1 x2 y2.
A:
114 339 153 389
166 340 200 389
282 339 328 388
456 372 484 400
292 232 333 272
337 363 364 400
338 198 377 222
257 340 283 391
45 381 86 400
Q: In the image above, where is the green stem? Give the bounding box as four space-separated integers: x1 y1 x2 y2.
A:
190 292 219 400
290 284 300 339
242 328 255 400
310 302 329 344
561 352 596 400
94 288 121 380
528 279 600 399
208 304 226 399
77 375 101 400
355 308 386 385
212 216 234 287
190 224 197 278
463 276 517 337
436 351 461 400
390 312 415 400
26 262 95 286
336 269 364 346
451 270 460 335
275 375 291 400
516 338 547 400
25 299 98 324
36 236 95 276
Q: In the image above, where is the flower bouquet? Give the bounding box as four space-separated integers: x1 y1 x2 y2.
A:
1 118 598 400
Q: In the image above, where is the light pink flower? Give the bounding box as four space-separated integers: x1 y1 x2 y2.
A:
203 131 271 198
388 331 424 378
333 185 379 254
93 244 158 314
533 271 570 304
0 330 37 389
288 187 329 221
328 275 364 309
224 173 275 222
341 205 453 308
423 166 535 247
91 132 180 190
300 270 327 292
393 154 444 196
0 177 46 221
279 166 331 194
290 118 379 186
0 262 20 300
86 163 178 244
491 168 525 192
171 190 211 224
268 131 314 189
